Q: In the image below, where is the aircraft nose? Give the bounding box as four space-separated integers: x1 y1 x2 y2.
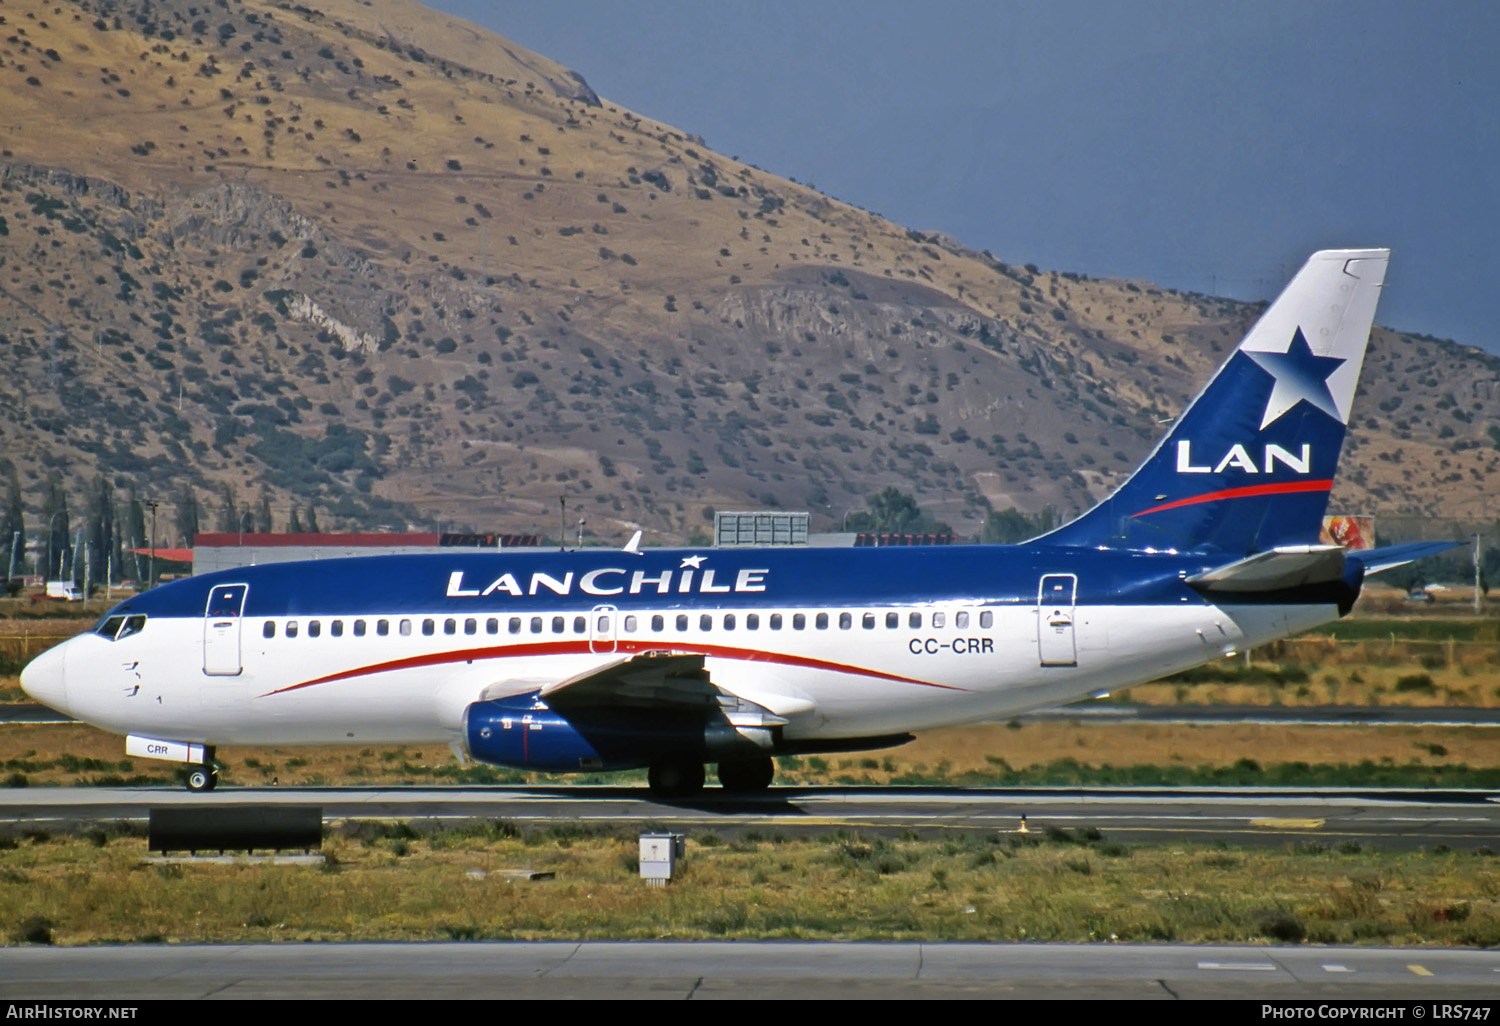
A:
20 642 69 714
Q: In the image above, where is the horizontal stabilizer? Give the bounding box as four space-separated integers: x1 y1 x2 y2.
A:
1349 541 1463 577
1186 545 1347 592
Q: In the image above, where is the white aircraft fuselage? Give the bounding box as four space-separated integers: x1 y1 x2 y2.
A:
23 546 1338 747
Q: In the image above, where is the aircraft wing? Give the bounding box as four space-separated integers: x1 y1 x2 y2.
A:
1185 545 1347 592
536 651 791 724
538 651 718 708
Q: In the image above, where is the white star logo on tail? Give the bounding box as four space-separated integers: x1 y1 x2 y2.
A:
1244 328 1348 430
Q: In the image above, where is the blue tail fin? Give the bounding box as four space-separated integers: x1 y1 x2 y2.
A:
1039 249 1389 555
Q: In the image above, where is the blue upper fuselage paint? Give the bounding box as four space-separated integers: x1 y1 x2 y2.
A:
102 544 1226 621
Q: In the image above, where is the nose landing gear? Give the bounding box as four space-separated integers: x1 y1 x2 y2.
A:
185 764 218 792
184 745 219 792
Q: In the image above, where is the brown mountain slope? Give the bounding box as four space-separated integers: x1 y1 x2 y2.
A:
0 0 1497 547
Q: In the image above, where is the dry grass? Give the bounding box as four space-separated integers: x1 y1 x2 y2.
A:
0 719 1494 790
1 825 1495 947
876 722 1499 779
1125 657 1500 708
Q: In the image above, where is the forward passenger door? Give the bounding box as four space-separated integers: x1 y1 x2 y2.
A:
203 584 248 676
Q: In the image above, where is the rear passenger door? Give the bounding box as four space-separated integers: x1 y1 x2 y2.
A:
1037 574 1077 667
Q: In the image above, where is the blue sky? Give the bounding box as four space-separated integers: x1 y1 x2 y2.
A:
429 1 1499 354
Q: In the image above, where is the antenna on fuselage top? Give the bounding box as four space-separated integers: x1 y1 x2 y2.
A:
623 530 642 554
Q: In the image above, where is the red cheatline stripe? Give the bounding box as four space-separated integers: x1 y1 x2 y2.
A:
1132 479 1333 518
259 638 966 698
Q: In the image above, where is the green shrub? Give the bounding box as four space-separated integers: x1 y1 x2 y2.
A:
1395 673 1435 693
1255 910 1306 943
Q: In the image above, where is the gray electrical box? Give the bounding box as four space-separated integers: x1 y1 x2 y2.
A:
639 832 685 886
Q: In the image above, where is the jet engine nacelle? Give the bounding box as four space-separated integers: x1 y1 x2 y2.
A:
463 693 774 772
465 697 611 772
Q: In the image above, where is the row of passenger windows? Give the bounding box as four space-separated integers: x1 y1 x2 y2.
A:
261 609 996 640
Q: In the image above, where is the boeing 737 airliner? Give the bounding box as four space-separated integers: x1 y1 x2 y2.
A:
21 249 1454 794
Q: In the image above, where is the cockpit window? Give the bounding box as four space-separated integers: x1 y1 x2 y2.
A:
97 615 147 641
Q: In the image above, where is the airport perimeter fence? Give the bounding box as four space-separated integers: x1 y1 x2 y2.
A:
0 631 78 676
1249 635 1500 671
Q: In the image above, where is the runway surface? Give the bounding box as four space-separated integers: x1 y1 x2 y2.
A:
3 941 1498 999
3 784 1497 849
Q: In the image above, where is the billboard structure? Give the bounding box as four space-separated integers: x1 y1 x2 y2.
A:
1320 515 1374 551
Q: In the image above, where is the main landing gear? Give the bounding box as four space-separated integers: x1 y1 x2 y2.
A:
644 755 776 797
717 756 775 793
647 759 705 798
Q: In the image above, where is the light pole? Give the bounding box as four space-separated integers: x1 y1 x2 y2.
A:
146 500 159 590
1476 534 1484 615
47 510 67 581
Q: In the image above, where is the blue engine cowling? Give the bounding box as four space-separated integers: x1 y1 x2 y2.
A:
464 692 763 772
